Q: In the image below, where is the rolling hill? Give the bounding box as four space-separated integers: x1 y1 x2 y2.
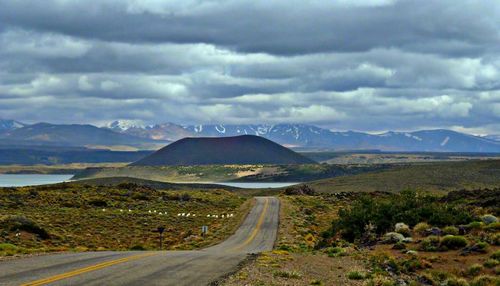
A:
131 135 316 166
308 159 500 193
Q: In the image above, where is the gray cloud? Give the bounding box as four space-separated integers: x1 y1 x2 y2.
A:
0 0 499 134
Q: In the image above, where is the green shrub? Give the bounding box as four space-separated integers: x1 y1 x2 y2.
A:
470 275 499 286
347 271 366 280
414 222 430 235
421 235 440 251
400 257 425 273
273 270 302 279
484 222 500 232
474 242 489 252
445 277 470 286
443 226 459 235
467 264 483 276
483 259 499 268
129 244 146 251
480 215 498 225
0 243 18 251
467 221 483 230
0 215 49 239
325 247 345 257
330 190 472 242
491 250 500 260
440 235 467 250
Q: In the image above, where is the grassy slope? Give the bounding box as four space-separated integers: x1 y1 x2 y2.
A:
72 164 393 183
309 159 500 193
0 183 251 256
0 163 127 174
72 165 263 182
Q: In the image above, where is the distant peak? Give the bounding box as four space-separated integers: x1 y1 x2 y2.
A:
107 120 146 131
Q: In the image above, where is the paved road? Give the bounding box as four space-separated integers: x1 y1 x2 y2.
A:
0 197 279 286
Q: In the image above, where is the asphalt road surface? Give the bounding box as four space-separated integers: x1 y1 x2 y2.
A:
0 197 279 286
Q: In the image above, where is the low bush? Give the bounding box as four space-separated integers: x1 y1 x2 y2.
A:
470 275 499 286
129 244 146 251
347 271 366 280
467 221 483 230
440 235 468 250
484 222 500 232
414 222 430 235
483 259 499 268
491 250 500 260
480 215 498 225
325 247 345 257
467 264 483 276
0 243 18 251
443 226 459 235
329 190 473 242
88 199 108 207
273 270 302 279
284 184 316 196
395 223 411 237
420 235 440 252
444 277 470 286
1 215 49 239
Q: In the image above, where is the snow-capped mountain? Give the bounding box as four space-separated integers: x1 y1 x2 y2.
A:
108 121 500 152
107 120 146 132
0 119 25 133
0 122 163 148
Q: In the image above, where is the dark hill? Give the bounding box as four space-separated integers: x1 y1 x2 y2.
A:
130 135 316 166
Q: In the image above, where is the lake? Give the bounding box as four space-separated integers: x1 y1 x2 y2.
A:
214 182 299 189
0 174 74 187
0 174 298 189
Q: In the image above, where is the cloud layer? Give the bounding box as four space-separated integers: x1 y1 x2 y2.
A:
0 0 499 133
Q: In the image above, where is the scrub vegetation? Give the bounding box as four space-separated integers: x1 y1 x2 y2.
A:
0 183 251 257
225 186 500 286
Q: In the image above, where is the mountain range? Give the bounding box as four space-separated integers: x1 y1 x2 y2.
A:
1 119 500 153
0 121 165 150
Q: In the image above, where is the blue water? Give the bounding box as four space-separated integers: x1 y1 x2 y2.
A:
215 182 299 189
0 174 298 189
0 174 74 187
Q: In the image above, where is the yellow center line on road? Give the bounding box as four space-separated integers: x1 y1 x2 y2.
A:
232 198 269 251
20 252 157 286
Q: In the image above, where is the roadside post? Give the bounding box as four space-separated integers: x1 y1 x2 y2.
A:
201 225 208 237
157 226 165 250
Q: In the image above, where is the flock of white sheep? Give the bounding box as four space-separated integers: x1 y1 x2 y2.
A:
99 208 234 218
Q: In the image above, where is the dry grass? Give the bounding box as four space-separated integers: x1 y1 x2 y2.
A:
0 183 251 257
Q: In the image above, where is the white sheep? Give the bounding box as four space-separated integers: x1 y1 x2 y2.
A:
102 209 106 212
186 213 191 217
177 213 181 216
159 212 163 215
222 215 225 218
206 214 210 217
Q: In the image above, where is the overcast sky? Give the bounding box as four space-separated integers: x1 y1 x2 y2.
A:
0 0 499 134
